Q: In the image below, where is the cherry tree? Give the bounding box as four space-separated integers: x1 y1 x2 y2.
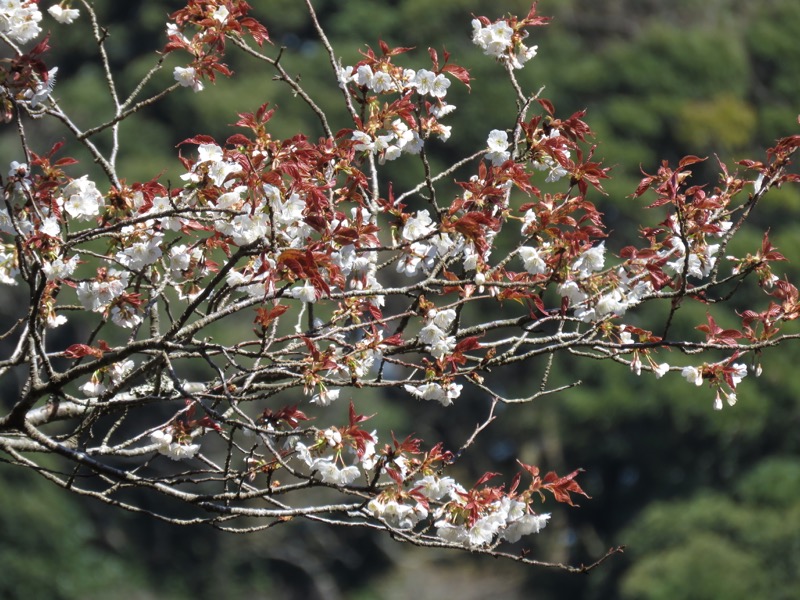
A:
0 0 797 573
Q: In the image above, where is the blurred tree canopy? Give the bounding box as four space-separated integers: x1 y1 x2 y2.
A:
1 1 798 598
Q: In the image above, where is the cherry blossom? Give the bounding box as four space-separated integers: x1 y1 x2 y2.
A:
0 0 42 43
150 430 201 461
62 175 104 220
173 66 204 92
486 129 511 165
48 4 79 24
0 0 796 574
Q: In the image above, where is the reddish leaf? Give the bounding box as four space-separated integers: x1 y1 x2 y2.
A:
177 134 218 148
64 344 104 359
454 336 482 354
195 416 222 432
381 333 405 346
537 97 554 114
240 16 271 46
348 401 372 427
542 469 590 506
678 155 707 168
441 64 471 89
261 405 310 429
254 304 289 329
474 471 501 487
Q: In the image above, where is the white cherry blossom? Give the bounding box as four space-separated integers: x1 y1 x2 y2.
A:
63 176 103 221
173 66 203 92
48 4 79 24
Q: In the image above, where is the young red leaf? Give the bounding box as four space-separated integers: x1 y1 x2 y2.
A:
542 469 590 506
441 64 471 89
254 304 289 329
453 336 482 354
63 344 104 359
678 155 707 168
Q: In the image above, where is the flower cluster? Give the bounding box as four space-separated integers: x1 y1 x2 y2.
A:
148 402 221 460
0 244 19 284
165 0 270 93
436 496 551 547
339 43 468 163
365 457 553 547
661 215 724 280
77 269 129 313
0 0 42 43
63 175 105 220
150 428 201 460
367 495 430 530
48 3 79 25
419 308 458 359
531 129 571 182
404 379 463 406
341 63 451 99
79 359 134 398
289 415 375 486
471 6 549 70
618 325 670 378
682 359 749 410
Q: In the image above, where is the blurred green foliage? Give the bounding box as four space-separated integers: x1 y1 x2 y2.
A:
0 463 143 599
1 0 799 598
619 463 800 600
